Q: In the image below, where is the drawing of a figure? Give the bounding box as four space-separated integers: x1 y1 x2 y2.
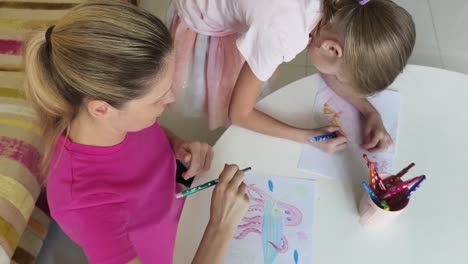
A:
234 181 303 264
323 101 343 127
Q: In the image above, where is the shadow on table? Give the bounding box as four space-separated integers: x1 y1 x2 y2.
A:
341 149 369 211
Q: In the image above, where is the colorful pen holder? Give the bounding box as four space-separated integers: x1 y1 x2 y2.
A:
358 175 409 227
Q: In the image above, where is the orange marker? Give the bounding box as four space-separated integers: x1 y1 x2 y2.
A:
363 154 386 192
369 162 376 191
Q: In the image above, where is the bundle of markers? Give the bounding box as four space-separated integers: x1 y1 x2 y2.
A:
361 154 426 211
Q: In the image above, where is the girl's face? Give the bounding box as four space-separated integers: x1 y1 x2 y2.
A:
111 55 176 132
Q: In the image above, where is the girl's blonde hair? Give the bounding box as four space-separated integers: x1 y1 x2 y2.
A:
24 0 172 180
319 0 416 94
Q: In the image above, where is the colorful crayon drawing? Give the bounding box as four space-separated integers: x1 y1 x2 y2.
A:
323 101 343 127
369 155 391 174
299 81 400 179
321 89 395 174
315 86 360 145
234 184 302 263
225 174 315 264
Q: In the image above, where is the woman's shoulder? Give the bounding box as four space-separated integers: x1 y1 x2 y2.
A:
46 136 122 210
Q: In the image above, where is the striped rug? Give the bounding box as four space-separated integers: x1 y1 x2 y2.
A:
0 0 83 71
0 69 48 263
0 0 136 262
0 5 57 263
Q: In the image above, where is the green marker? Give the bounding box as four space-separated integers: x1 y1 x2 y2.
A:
175 167 252 199
380 201 390 211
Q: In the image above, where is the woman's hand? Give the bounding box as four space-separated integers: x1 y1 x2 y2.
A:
192 165 250 264
208 164 250 232
174 141 214 179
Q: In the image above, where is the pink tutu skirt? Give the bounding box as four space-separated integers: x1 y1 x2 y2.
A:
167 4 273 130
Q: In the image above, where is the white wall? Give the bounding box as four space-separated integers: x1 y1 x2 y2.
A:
396 0 468 74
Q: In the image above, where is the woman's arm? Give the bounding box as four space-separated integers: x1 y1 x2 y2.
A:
191 223 234 264
192 164 249 264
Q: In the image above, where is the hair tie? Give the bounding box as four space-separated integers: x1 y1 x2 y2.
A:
45 25 55 56
359 0 370 5
45 26 54 43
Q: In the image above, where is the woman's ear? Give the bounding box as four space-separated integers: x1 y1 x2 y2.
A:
86 99 113 119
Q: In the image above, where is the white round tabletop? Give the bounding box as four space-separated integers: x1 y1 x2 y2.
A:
173 65 468 264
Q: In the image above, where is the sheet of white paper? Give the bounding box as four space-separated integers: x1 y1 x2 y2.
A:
225 173 316 264
298 81 400 180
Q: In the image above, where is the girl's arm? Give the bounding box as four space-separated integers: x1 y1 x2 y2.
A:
229 62 315 144
320 73 378 116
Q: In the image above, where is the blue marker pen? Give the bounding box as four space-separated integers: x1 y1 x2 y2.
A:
309 132 337 143
362 181 382 205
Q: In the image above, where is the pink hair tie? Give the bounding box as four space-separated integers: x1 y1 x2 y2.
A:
359 0 370 5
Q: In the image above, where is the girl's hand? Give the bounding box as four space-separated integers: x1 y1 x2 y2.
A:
361 112 393 152
174 141 214 179
209 164 249 232
304 126 348 153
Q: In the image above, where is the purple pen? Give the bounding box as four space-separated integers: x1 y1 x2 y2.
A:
380 175 425 200
398 175 426 204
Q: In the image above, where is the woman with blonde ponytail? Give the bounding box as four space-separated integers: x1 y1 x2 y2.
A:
24 1 249 263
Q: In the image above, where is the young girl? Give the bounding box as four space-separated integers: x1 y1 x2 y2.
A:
169 0 416 153
24 1 249 264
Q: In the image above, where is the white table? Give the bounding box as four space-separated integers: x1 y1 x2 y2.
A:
173 65 468 264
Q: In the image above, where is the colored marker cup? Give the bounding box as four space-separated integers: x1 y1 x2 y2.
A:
358 175 409 228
